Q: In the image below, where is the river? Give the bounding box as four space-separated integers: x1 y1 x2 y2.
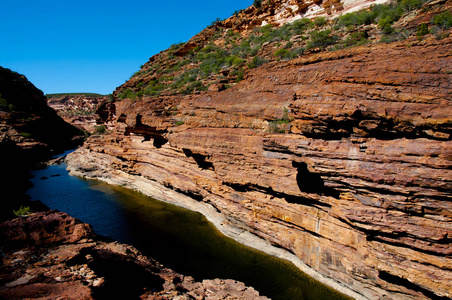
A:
27 159 350 300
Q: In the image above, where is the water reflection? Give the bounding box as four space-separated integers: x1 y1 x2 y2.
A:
27 163 349 300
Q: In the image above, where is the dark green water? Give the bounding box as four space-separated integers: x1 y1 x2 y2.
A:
27 162 350 300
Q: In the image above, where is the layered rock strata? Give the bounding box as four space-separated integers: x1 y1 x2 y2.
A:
0 211 268 300
223 0 390 29
67 36 452 299
47 95 112 133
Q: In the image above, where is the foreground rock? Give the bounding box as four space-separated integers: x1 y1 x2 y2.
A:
0 211 269 300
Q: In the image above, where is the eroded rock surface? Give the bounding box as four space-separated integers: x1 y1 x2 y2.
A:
0 211 269 300
66 34 452 300
47 95 112 133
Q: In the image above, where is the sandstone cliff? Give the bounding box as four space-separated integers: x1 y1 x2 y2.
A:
66 0 451 299
47 94 112 133
0 211 268 300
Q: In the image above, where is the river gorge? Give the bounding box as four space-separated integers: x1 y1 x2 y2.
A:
26 156 349 300
1 0 451 298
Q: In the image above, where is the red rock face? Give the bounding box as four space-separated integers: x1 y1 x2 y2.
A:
67 36 452 299
47 95 112 133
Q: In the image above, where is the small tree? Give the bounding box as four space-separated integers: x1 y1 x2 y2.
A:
254 0 262 8
416 23 429 36
95 125 106 134
14 206 31 217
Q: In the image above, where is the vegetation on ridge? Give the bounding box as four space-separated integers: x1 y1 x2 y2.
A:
115 0 451 101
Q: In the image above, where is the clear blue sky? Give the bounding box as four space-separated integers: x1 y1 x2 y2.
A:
1 0 252 95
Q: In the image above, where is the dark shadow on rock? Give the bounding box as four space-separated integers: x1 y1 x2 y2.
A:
378 271 449 300
292 161 339 198
125 115 168 149
86 249 165 300
183 148 215 171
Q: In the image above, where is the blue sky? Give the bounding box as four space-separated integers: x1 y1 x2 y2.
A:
1 0 252 95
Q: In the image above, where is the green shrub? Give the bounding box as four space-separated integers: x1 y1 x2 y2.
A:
13 206 31 216
169 42 185 52
307 30 339 49
232 68 244 82
145 80 165 96
374 1 406 30
291 18 314 34
254 0 262 8
230 56 245 66
210 18 222 27
175 120 184 126
267 108 292 133
379 32 401 43
20 132 32 138
280 107 291 123
247 56 267 69
130 71 141 79
343 32 368 47
0 94 15 111
267 121 286 133
182 81 207 94
95 125 106 134
314 17 327 27
120 88 135 99
399 0 425 11
274 48 297 60
274 48 289 58
432 11 452 29
379 21 395 34
338 9 378 27
416 23 429 36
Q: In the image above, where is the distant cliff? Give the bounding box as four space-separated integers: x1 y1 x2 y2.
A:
47 94 113 133
66 0 451 299
0 66 84 220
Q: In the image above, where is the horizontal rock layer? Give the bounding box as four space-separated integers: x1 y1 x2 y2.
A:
67 37 452 299
47 95 112 133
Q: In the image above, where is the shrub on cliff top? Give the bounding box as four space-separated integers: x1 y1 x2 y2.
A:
253 0 262 8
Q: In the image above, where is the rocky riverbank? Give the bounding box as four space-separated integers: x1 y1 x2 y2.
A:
0 211 269 300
